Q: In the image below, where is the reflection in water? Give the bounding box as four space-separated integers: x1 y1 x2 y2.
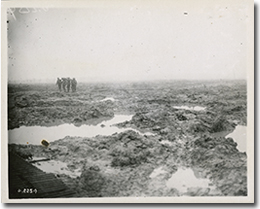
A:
33 160 81 178
166 168 215 194
173 106 206 111
100 97 116 102
226 125 247 152
160 140 173 146
8 115 153 145
149 167 167 178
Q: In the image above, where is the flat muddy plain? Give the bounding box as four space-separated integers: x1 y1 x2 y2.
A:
8 80 247 197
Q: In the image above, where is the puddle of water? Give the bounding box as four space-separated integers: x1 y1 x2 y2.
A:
33 160 81 178
149 167 168 178
166 168 215 194
225 125 247 152
9 115 153 145
100 97 116 102
173 106 206 111
160 140 173 146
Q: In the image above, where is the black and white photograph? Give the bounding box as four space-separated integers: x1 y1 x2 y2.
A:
1 0 254 203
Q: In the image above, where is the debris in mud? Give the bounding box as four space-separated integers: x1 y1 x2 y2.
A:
210 115 235 133
41 139 49 147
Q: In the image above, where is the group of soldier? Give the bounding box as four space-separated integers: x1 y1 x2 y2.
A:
56 77 77 92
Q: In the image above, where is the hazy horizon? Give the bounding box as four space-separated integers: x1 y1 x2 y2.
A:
8 78 247 85
7 1 250 83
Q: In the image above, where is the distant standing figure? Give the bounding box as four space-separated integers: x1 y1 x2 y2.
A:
67 77 71 92
56 78 62 91
71 78 77 92
62 78 67 92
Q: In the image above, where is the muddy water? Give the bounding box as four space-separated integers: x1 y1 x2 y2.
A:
173 106 206 111
149 167 168 178
166 168 216 194
148 166 219 196
8 115 153 145
33 160 81 178
226 125 247 152
160 140 173 146
100 97 117 102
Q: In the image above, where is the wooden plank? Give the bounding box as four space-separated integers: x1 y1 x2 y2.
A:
9 152 75 199
28 158 51 163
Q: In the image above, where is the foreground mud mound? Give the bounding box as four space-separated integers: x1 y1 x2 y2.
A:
187 135 247 196
9 129 247 197
8 80 247 197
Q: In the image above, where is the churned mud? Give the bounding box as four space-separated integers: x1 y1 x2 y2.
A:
8 80 247 197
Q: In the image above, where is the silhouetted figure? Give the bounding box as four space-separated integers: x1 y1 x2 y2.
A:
71 78 77 92
67 77 71 92
62 78 67 92
56 78 62 91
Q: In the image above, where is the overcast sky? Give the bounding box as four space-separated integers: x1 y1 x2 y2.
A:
7 1 250 83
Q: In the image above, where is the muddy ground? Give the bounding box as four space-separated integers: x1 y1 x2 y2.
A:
8 80 247 197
